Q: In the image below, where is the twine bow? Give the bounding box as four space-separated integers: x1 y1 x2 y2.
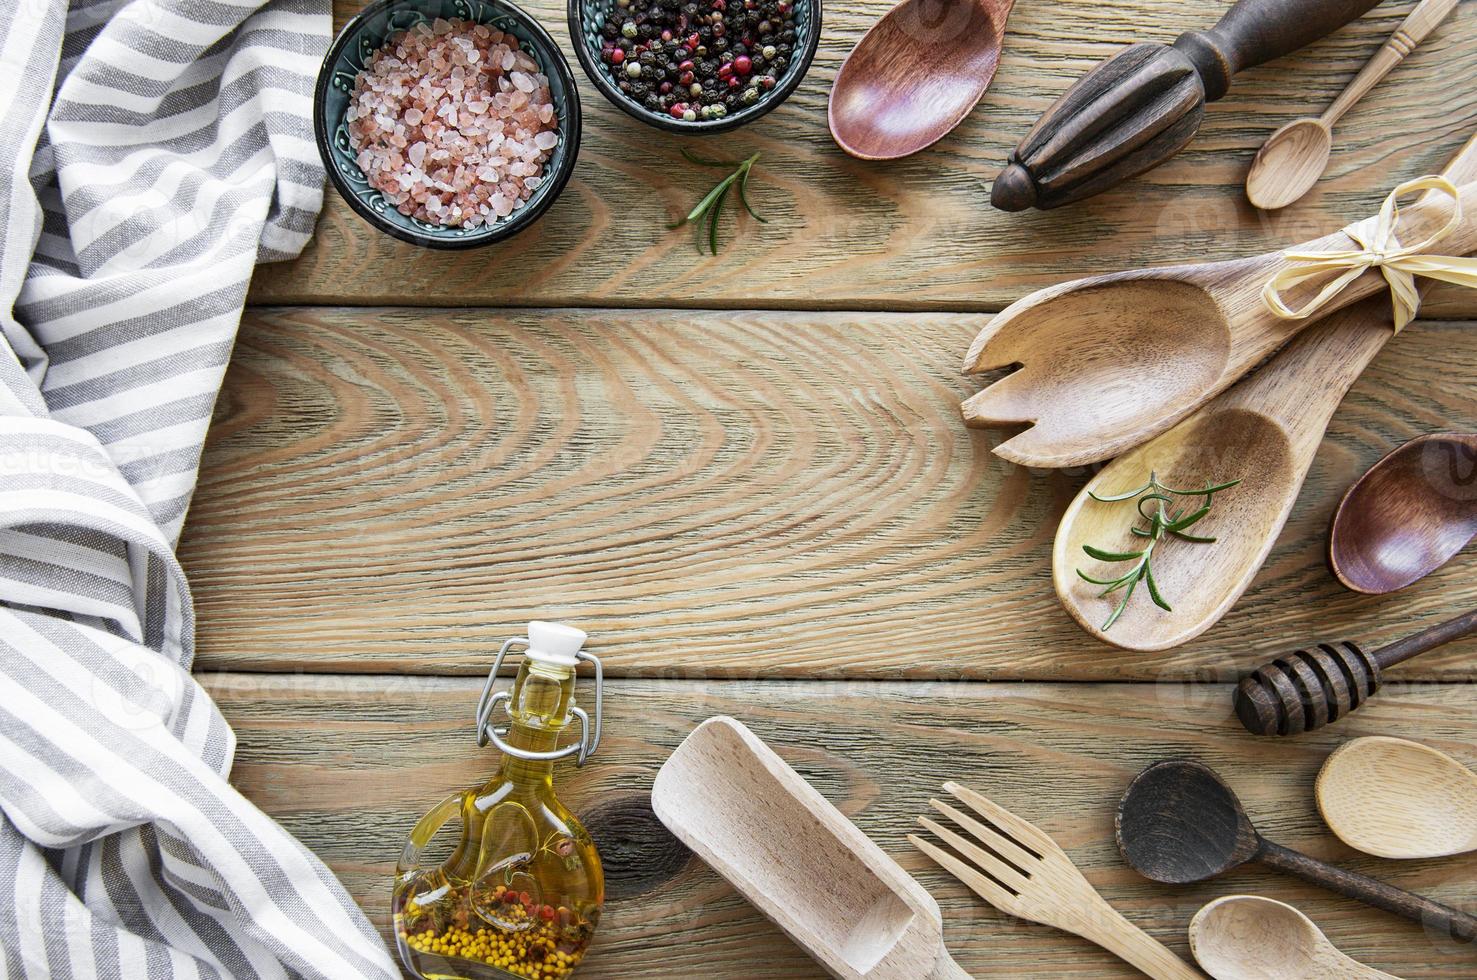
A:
1262 175 1477 333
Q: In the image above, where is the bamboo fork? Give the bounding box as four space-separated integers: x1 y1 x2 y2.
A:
909 782 1200 980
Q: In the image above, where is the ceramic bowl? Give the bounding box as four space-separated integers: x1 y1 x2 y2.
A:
567 0 820 133
314 0 582 248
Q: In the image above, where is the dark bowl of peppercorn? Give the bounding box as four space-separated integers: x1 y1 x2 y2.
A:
568 0 819 132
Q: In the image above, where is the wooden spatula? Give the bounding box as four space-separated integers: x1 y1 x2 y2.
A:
651 716 970 979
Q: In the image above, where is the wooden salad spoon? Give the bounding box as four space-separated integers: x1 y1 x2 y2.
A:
961 173 1477 469
1189 895 1399 980
1246 0 1460 210
1052 136 1477 650
651 716 971 979
829 0 1017 160
1116 759 1477 942
1330 432 1477 594
1317 736 1477 860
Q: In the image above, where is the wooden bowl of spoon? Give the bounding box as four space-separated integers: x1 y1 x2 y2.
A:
1317 736 1477 860
1190 895 1398 980
1330 432 1477 594
828 0 1016 159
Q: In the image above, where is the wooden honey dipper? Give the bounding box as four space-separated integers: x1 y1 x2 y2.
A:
992 0 1383 211
1235 608 1477 735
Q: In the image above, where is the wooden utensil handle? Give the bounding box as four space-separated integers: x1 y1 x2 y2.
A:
928 945 972 980
1084 905 1203 980
1323 0 1462 126
1173 0 1383 100
1259 840 1477 942
1374 607 1477 670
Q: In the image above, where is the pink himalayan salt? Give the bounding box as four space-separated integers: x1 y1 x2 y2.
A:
345 18 559 229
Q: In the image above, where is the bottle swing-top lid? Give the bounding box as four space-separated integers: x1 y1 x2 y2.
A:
475 621 604 765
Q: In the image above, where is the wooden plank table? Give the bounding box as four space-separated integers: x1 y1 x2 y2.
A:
187 0 1477 975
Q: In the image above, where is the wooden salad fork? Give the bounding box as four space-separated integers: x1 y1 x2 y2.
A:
910 782 1200 980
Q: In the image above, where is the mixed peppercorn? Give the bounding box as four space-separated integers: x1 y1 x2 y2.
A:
598 0 798 120
396 882 595 980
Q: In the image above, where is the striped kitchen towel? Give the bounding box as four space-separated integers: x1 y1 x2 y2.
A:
0 0 400 977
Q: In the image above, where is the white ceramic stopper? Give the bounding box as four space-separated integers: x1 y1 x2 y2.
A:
525 621 587 668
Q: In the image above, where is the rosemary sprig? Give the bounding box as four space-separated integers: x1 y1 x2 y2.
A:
670 148 767 255
1076 472 1241 631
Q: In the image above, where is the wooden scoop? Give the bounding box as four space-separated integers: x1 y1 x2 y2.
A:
1330 432 1477 594
1189 895 1399 980
1317 736 1477 860
991 0 1383 211
1117 759 1477 943
1246 0 1461 210
829 0 1017 160
651 716 970 979
1052 136 1477 649
963 172 1477 469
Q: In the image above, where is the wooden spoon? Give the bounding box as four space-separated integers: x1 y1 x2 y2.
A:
1318 736 1477 860
961 175 1477 469
1053 136 1477 650
1116 759 1477 943
829 0 1016 160
1246 0 1460 210
1330 433 1477 594
1189 895 1399 979
651 716 970 979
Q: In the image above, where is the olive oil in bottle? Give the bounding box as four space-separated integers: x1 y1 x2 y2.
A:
393 622 604 980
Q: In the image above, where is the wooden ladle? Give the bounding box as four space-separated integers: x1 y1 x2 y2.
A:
1116 759 1477 943
1317 736 1477 860
829 0 1017 160
651 716 970 979
1245 0 1460 210
1189 895 1398 979
962 174 1477 468
1330 433 1477 594
1053 136 1477 649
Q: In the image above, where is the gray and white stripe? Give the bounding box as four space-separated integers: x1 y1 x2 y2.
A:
0 0 399 976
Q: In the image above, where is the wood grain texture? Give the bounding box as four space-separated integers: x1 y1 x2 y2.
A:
179 306 1477 679
205 673 1477 978
244 0 1477 313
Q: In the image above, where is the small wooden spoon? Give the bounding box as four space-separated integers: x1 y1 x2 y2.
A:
1116 759 1477 942
1054 136 1477 649
1330 433 1477 594
1318 736 1477 860
1246 0 1460 210
829 0 1017 160
1189 895 1399 980
962 176 1477 468
651 716 970 979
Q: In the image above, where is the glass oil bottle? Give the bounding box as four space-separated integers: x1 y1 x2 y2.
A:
393 622 604 980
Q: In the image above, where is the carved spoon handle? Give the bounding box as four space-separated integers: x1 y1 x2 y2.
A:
1174 0 1383 101
1258 839 1477 942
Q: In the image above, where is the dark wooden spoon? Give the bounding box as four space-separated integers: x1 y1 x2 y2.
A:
1116 760 1477 943
828 0 1017 160
1330 433 1477 594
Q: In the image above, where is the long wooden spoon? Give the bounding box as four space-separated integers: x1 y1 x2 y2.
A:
961 174 1477 469
1330 432 1477 594
1052 136 1477 650
1189 895 1399 979
829 0 1017 160
1246 0 1460 210
651 716 970 979
1117 759 1477 942
1318 736 1477 860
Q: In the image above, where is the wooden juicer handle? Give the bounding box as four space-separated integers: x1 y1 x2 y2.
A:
1235 608 1477 736
1176 0 1384 101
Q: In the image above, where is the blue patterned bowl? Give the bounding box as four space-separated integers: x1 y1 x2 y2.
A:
567 0 820 133
314 0 581 248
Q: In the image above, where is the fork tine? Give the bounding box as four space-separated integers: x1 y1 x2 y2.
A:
917 815 1029 890
943 781 1057 857
908 834 1016 912
929 799 1038 871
